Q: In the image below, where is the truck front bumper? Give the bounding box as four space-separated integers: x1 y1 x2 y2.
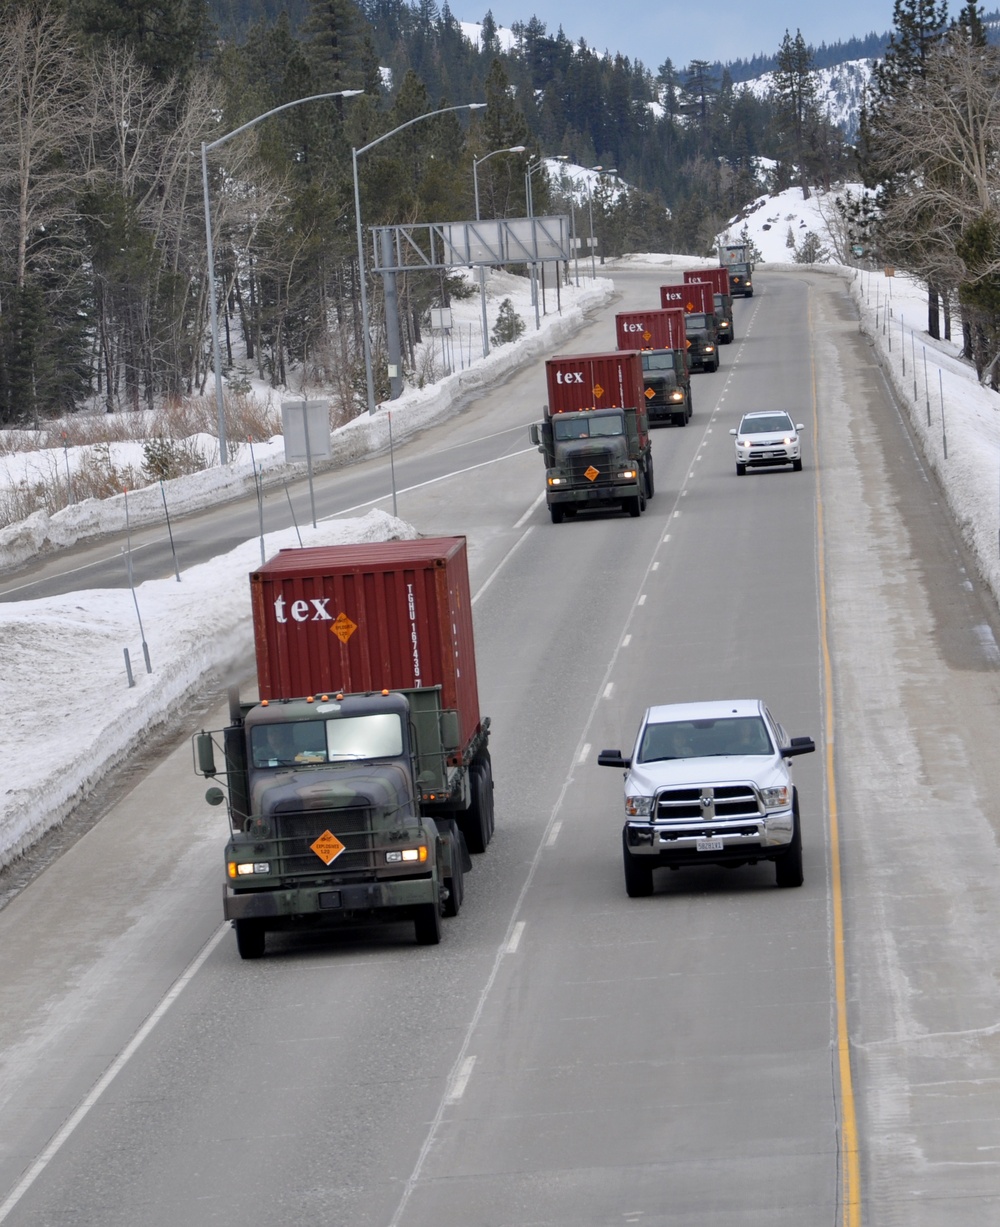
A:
548 482 640 505
224 876 437 922
624 809 794 864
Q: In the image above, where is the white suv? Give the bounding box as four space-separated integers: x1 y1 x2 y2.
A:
598 699 815 896
730 411 804 475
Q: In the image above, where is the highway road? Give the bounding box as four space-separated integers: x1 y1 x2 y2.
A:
2 266 1000 1225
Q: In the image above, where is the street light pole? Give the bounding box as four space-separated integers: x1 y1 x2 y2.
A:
586 165 616 279
353 102 486 416
525 155 567 328
201 90 363 464
472 144 525 358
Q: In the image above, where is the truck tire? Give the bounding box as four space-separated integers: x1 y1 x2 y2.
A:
645 461 654 499
623 835 654 897
673 410 687 427
736 462 746 476
775 793 804 888
627 495 642 518
460 763 492 854
550 505 565 524
414 902 442 945
443 844 464 917
235 919 265 960
476 752 496 840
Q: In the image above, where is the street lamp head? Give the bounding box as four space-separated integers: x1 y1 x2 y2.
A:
468 103 487 110
340 90 365 98
590 165 603 171
507 145 527 153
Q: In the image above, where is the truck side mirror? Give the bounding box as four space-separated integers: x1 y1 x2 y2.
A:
205 786 226 806
195 732 217 777
528 422 541 447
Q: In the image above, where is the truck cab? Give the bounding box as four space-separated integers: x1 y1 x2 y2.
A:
681 313 719 372
639 349 692 426
728 263 753 297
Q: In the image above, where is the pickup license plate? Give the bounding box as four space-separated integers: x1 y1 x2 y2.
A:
696 838 724 852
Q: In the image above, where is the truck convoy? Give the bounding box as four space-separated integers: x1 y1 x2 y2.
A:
194 537 494 958
529 350 654 522
683 268 734 343
615 309 693 427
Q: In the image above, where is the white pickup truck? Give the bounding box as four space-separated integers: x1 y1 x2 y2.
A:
598 699 815 896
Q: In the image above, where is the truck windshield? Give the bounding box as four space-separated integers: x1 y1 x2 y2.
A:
685 314 708 329
642 353 676 372
251 714 403 767
638 716 773 762
553 414 624 440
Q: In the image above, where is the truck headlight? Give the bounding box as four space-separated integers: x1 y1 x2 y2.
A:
386 847 429 863
229 861 271 877
761 785 789 809
626 795 653 816
619 468 637 480
547 475 565 487
669 390 683 402
705 345 715 353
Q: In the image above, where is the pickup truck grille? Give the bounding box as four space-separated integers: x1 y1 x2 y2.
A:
654 783 760 821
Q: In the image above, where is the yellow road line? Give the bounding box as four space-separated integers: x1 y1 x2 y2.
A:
811 285 862 1227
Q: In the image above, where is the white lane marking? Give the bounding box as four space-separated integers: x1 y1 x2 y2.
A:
651 561 659 570
0 925 229 1223
637 595 646 606
603 683 614 699
446 1055 477 1102
514 491 545 529
622 633 632 646
577 744 591 764
505 921 527 954
662 534 671 543
546 823 562 848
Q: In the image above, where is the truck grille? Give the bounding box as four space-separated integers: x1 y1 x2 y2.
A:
654 783 760 822
567 449 617 486
272 808 376 878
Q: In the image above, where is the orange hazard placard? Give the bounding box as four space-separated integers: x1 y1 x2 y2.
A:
311 831 346 864
585 465 599 482
330 613 357 643
592 383 604 399
645 386 655 399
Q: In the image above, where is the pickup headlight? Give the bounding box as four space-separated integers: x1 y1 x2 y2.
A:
761 785 789 809
626 795 653 816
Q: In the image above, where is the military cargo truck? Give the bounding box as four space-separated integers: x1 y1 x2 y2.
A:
528 351 653 523
660 286 719 372
683 269 734 342
615 309 693 426
193 538 494 958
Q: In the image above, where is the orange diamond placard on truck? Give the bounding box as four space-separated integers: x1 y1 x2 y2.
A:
311 831 346 865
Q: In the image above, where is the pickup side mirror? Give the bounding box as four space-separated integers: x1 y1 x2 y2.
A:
729 428 737 436
598 749 631 768
781 736 816 758
795 423 805 431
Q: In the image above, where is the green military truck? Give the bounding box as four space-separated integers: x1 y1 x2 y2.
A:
615 309 693 426
193 538 494 957
529 350 654 522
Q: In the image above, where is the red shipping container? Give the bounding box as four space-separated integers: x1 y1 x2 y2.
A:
249 537 483 751
615 308 688 352
683 267 731 298
545 350 646 415
660 282 714 314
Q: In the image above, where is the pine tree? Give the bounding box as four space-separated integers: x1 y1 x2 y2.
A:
73 0 211 84
772 30 818 199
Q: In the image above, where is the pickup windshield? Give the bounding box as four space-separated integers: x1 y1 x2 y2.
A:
638 716 773 762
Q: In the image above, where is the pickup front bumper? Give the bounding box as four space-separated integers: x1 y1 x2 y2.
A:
623 808 795 865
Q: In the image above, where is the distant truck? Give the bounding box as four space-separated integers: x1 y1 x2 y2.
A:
683 268 734 343
529 351 653 522
719 243 752 268
718 246 754 296
615 309 693 427
193 538 494 957
660 285 719 372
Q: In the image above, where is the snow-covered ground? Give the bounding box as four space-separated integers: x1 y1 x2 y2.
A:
2 183 996 868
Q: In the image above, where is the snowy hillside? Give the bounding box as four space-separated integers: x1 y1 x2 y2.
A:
739 59 874 142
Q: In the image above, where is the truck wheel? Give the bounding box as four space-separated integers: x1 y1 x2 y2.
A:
443 843 464 918
623 836 654 897
775 793 804 888
235 919 265 960
549 505 564 524
736 462 746 476
414 902 442 945
710 358 719 372
460 764 492 854
627 495 642 518
645 462 654 498
674 410 686 427
792 458 803 472
476 753 496 839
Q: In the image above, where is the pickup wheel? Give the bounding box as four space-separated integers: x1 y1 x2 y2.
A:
623 835 654 897
414 902 442 945
792 458 803 472
235 919 265 960
775 794 804 888
549 505 565 524
736 462 746 476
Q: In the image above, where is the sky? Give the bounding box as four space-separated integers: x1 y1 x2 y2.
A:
461 2 897 71
3 180 998 871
